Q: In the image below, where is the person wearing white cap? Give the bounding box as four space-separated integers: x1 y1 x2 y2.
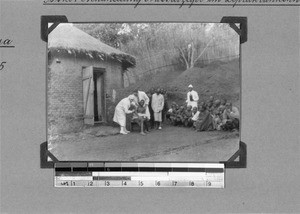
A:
186 84 199 108
113 95 136 134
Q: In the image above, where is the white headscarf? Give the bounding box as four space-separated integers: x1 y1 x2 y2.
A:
128 94 136 101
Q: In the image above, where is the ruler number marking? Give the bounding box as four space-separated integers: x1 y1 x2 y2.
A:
55 164 224 188
60 181 69 186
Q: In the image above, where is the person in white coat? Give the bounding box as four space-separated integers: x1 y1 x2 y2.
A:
133 89 151 120
186 84 199 108
151 88 165 130
113 95 136 134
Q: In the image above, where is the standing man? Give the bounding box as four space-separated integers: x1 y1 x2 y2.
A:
133 89 151 122
151 88 165 130
186 84 199 108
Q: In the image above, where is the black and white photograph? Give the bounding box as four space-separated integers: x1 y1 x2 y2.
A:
47 22 241 162
1 0 299 211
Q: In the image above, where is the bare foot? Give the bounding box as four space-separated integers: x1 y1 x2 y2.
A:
140 132 146 135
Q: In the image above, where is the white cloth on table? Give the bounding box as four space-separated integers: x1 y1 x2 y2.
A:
113 97 133 127
186 90 199 108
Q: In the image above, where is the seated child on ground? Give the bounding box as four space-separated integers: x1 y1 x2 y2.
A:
206 101 214 113
170 104 179 125
191 106 200 129
219 99 227 110
211 100 221 130
175 106 185 126
212 108 223 131
166 102 177 122
182 105 193 127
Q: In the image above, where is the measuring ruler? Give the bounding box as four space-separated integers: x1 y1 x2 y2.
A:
54 162 224 188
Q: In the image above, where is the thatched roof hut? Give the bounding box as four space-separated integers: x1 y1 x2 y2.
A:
48 23 136 70
47 23 137 134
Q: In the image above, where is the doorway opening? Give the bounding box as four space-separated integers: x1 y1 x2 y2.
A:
82 66 106 125
93 69 105 123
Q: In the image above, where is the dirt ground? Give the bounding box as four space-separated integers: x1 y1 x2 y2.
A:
49 125 239 162
48 59 240 162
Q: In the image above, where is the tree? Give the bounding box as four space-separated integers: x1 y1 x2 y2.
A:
75 23 134 49
75 23 239 83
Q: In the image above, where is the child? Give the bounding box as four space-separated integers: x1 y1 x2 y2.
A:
191 106 200 129
219 99 227 109
166 102 176 122
206 101 214 113
210 100 221 130
169 103 179 125
175 106 185 126
182 105 193 127
133 100 149 135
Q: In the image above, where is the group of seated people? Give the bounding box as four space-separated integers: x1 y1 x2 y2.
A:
126 87 239 134
166 96 240 132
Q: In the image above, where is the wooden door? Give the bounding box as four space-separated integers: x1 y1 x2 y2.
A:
96 73 105 122
82 66 94 125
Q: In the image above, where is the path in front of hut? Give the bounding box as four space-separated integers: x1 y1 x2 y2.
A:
49 125 239 162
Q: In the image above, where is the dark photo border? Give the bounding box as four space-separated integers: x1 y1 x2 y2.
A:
40 15 247 169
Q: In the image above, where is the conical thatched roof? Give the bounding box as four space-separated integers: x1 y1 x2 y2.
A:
48 23 136 69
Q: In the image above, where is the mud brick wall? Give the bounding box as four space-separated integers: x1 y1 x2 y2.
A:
47 53 124 135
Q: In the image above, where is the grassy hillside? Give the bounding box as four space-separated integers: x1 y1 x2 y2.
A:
117 58 240 107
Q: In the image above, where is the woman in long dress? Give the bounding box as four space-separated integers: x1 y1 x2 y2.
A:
113 95 136 134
